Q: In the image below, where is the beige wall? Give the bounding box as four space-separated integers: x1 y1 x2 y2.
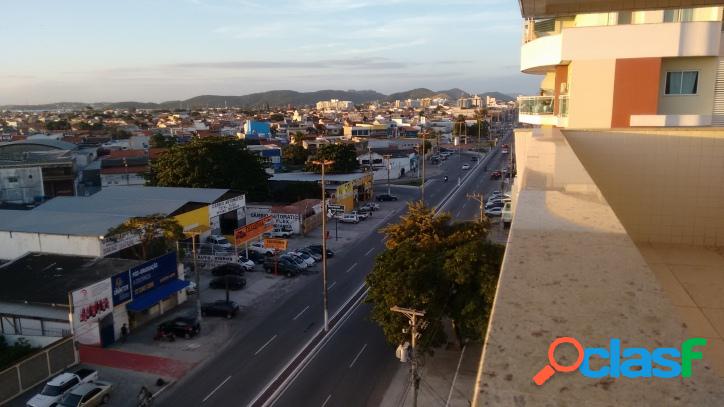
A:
567 59 616 128
658 57 717 115
565 128 724 245
540 71 556 93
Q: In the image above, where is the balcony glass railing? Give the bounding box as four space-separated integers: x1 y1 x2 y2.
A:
518 96 554 115
558 95 569 118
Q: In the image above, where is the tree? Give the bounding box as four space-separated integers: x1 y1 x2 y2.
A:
305 143 359 174
283 144 310 166
148 136 270 201
106 215 183 260
366 202 503 352
46 119 70 131
150 133 176 148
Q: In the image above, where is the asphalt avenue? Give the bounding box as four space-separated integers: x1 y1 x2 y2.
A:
157 134 512 407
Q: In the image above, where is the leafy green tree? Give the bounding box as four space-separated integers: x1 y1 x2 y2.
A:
148 136 270 200
150 133 176 148
305 143 359 174
106 214 183 260
366 202 503 352
283 144 310 166
46 119 70 131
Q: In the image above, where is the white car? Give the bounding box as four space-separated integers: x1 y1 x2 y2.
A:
237 256 255 270
339 214 360 224
485 207 503 217
350 210 369 220
206 235 233 251
502 202 512 225
290 251 315 266
462 164 470 170
26 369 99 407
249 242 274 256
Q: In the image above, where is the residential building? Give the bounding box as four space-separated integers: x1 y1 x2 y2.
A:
474 2 724 406
240 120 272 140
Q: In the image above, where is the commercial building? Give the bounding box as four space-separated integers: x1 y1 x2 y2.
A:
475 1 724 406
270 172 373 211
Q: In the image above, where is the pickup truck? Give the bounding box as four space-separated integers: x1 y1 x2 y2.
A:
26 368 99 407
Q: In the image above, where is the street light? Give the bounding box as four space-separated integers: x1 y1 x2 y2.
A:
183 225 209 323
312 159 334 332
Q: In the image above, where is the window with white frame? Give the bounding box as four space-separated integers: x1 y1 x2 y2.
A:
665 71 698 95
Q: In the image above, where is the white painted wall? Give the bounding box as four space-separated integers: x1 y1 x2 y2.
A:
0 232 102 260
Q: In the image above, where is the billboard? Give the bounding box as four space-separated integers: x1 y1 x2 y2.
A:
71 279 112 345
234 215 274 245
129 252 178 297
111 270 132 306
209 195 246 218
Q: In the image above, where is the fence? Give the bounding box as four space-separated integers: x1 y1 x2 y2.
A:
0 336 78 405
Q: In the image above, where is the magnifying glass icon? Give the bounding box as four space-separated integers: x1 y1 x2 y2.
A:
533 337 584 386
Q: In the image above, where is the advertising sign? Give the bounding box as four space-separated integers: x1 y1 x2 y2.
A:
263 238 288 251
272 213 300 233
111 270 131 306
209 195 246 218
71 278 112 345
129 252 178 297
234 215 274 244
246 205 272 224
101 231 141 257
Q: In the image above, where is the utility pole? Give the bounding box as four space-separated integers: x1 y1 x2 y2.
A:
384 154 392 196
391 306 425 407
312 159 334 332
421 131 426 204
467 192 486 222
183 227 205 323
368 146 374 202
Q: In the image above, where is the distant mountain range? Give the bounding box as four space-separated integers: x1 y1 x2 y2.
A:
0 89 515 111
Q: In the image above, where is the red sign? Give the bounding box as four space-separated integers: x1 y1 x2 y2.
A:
234 216 274 244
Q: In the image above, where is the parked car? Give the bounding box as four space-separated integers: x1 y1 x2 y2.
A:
237 256 255 271
27 369 98 407
290 251 316 266
485 207 503 217
280 253 308 269
339 214 360 224
245 251 266 263
185 281 198 295
296 247 322 261
307 245 334 258
462 164 470 170
502 202 512 226
158 316 200 339
56 381 113 407
376 194 399 202
263 257 303 277
205 235 233 251
211 263 246 277
209 275 247 290
249 242 274 256
265 226 293 238
350 210 370 220
201 300 240 319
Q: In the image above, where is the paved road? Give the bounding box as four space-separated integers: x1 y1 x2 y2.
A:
156 143 487 407
272 135 514 407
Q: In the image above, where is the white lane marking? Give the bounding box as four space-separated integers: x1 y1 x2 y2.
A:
328 281 337 291
349 343 368 368
364 247 375 256
345 262 358 273
202 375 231 403
292 306 310 321
321 394 332 407
462 201 468 209
445 346 467 407
455 210 461 218
254 334 278 356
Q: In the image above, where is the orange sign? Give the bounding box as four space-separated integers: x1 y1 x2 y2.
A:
234 216 274 244
263 238 288 251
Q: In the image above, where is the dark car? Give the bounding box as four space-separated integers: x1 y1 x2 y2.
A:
209 275 247 290
245 251 266 264
263 257 302 277
490 171 502 180
159 316 200 339
211 263 246 277
307 245 334 258
201 300 240 319
471 156 479 161
296 247 322 261
376 194 399 202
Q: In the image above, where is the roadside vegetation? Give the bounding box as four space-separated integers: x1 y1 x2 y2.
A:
0 336 37 370
366 202 503 352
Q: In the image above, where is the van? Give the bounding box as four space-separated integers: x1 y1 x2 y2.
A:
502 202 512 227
339 214 360 224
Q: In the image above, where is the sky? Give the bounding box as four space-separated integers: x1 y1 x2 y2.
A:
1 0 537 104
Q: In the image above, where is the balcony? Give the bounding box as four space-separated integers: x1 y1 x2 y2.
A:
518 96 568 126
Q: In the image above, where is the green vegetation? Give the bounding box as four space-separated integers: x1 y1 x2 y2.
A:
366 202 503 352
148 136 270 200
305 144 359 174
0 336 38 370
150 132 176 148
106 215 184 260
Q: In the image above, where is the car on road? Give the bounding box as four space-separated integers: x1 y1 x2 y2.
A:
56 381 113 407
158 316 200 339
209 275 247 290
376 194 399 202
307 245 334 258
205 235 233 251
339 213 360 224
27 369 99 407
490 171 502 180
249 242 275 256
462 164 470 170
201 300 240 319
211 263 246 277
265 226 293 238
485 207 503 217
350 210 369 220
359 202 379 212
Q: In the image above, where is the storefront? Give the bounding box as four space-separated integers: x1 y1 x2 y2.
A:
209 194 246 235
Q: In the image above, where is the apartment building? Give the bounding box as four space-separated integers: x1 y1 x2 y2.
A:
476 1 724 406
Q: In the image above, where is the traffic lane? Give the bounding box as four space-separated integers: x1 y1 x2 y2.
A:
273 303 396 407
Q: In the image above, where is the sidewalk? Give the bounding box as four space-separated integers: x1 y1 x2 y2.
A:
379 342 483 407
79 345 194 379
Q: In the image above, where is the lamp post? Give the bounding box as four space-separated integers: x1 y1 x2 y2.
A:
183 227 206 323
312 159 334 332
421 131 426 205
384 154 392 196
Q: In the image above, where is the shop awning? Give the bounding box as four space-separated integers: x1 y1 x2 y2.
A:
126 279 190 312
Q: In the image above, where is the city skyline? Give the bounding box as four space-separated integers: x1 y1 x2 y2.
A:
1 0 536 104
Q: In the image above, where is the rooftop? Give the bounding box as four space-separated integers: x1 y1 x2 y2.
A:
0 252 142 306
518 0 720 18
270 172 368 183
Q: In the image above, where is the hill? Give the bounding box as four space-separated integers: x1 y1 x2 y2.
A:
386 88 470 101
